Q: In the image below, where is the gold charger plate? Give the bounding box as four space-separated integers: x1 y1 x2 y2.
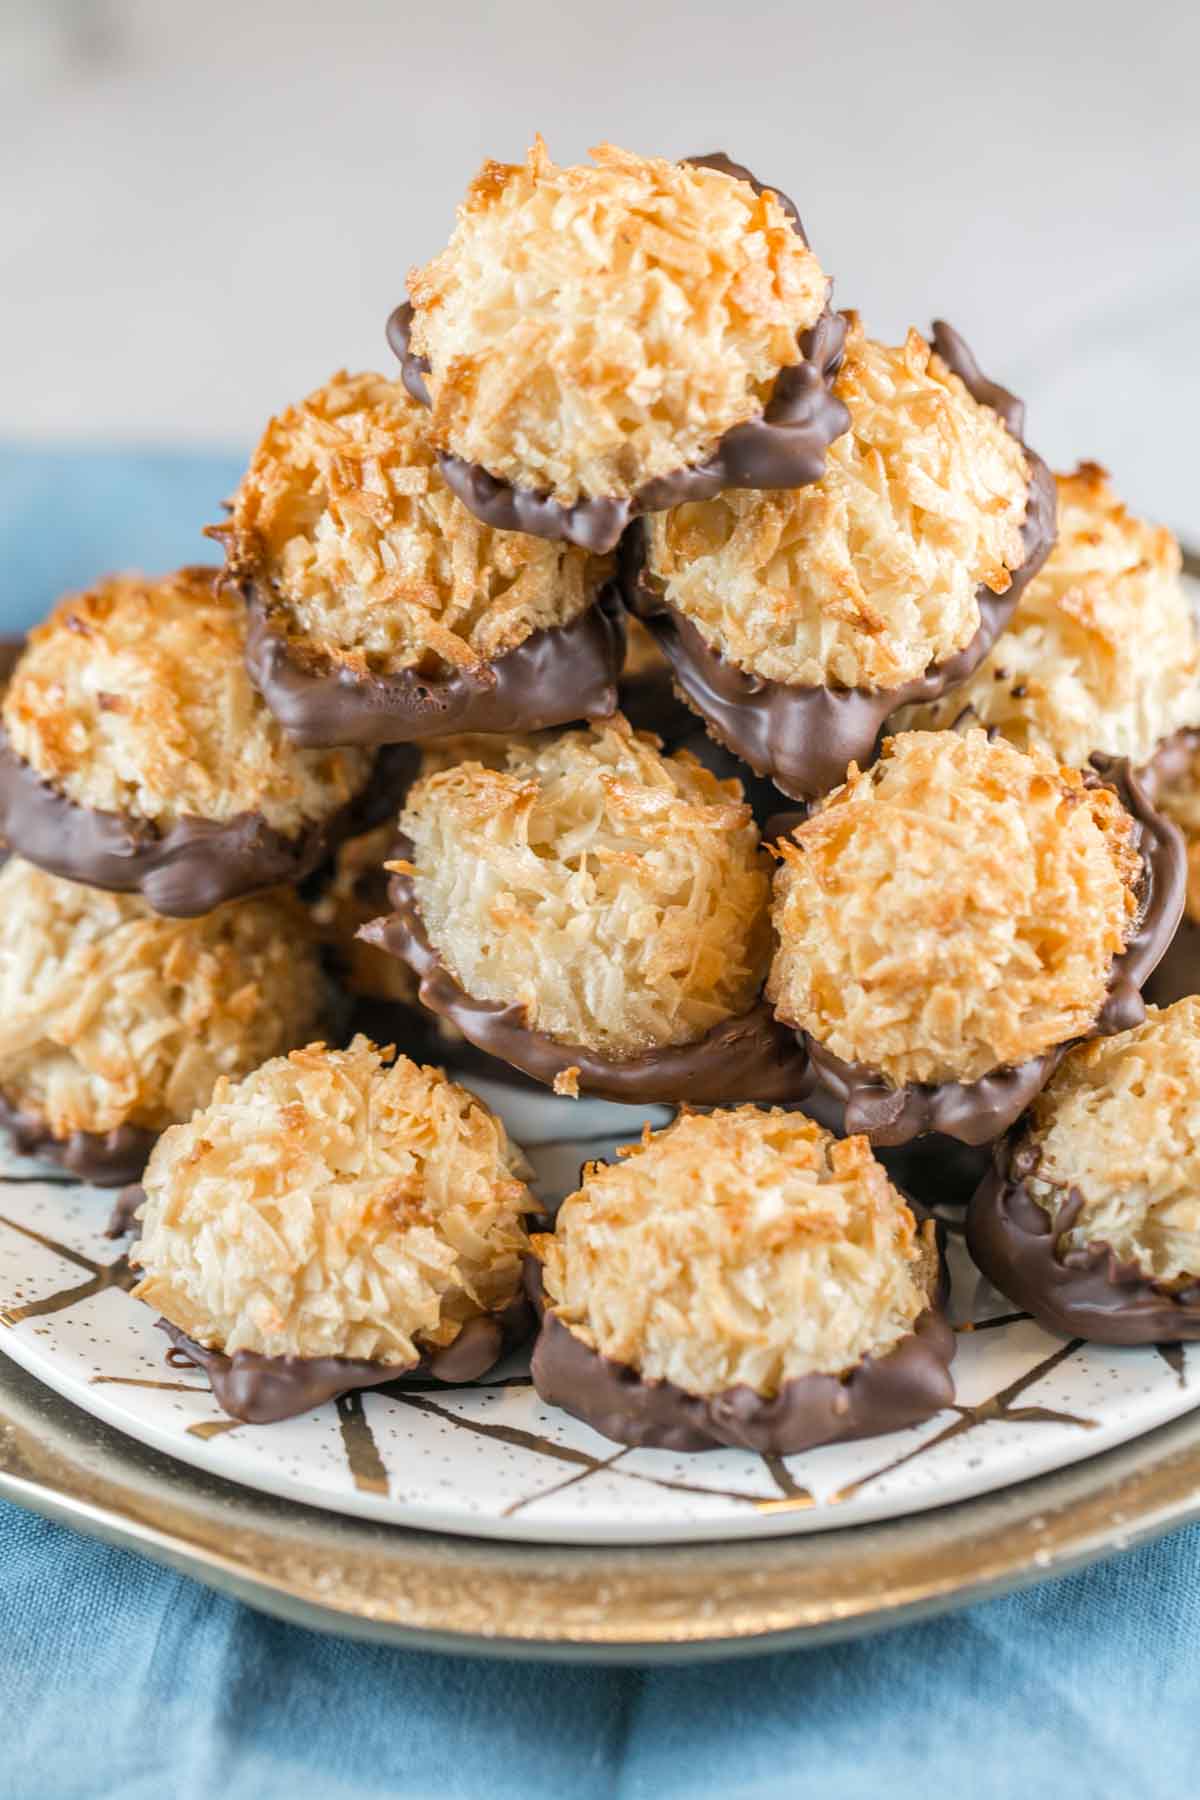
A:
4 1343 1200 1662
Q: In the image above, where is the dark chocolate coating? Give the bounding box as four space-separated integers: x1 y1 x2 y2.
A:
1145 917 1200 1007
622 327 1058 801
527 1251 955 1455
358 842 812 1105
1139 730 1200 1007
0 1092 155 1187
385 154 851 554
106 1184 145 1238
0 728 416 918
797 757 1187 1146
878 1135 994 1211
240 579 625 749
967 1145 1200 1345
158 1289 535 1424
1138 727 1200 807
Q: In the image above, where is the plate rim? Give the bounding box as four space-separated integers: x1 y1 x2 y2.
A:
4 1342 1200 1662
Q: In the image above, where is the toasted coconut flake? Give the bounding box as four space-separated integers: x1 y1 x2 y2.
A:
403 716 772 1057
0 858 326 1138
132 1037 535 1363
898 463 1199 764
224 372 609 675
408 141 828 504
767 729 1143 1086
537 1107 939 1395
1025 999 1200 1284
644 316 1030 688
2 570 374 834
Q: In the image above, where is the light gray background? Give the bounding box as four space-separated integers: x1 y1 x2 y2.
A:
3 0 1198 531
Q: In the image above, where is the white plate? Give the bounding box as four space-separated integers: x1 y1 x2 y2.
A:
1 1073 1196 1546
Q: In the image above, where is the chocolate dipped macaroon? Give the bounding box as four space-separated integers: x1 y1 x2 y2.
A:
0 858 327 1184
0 569 412 916
360 717 810 1103
530 1106 955 1454
389 141 848 552
898 462 1199 770
221 371 623 747
768 729 1185 1146
625 313 1055 801
967 998 1200 1344
131 1037 537 1422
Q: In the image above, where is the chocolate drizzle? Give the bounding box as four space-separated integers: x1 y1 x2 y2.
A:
0 1092 155 1187
385 155 851 554
622 328 1058 801
359 841 812 1105
527 1251 955 1455
158 1289 535 1424
799 757 1186 1146
967 1145 1200 1345
0 727 416 918
241 579 625 749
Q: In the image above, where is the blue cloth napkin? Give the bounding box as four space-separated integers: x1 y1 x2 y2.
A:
3 449 1199 1798
4 1498 1200 1800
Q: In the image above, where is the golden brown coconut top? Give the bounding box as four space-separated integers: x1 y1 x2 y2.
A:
768 729 1143 1087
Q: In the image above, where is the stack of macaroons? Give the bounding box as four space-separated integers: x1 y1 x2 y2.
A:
6 134 1198 1447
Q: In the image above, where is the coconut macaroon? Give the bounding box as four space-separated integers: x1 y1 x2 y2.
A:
0 569 406 915
394 141 845 549
361 717 808 1102
0 858 327 1184
131 1038 537 1421
627 314 1055 799
223 371 622 745
968 999 1200 1343
530 1107 955 1453
897 463 1200 767
768 729 1181 1144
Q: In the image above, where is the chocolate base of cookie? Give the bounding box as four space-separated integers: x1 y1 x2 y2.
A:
0 1093 155 1187
0 728 416 918
529 1296 956 1456
621 336 1057 801
967 1154 1200 1345
796 756 1186 1145
241 580 625 749
158 1289 536 1424
359 850 812 1106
